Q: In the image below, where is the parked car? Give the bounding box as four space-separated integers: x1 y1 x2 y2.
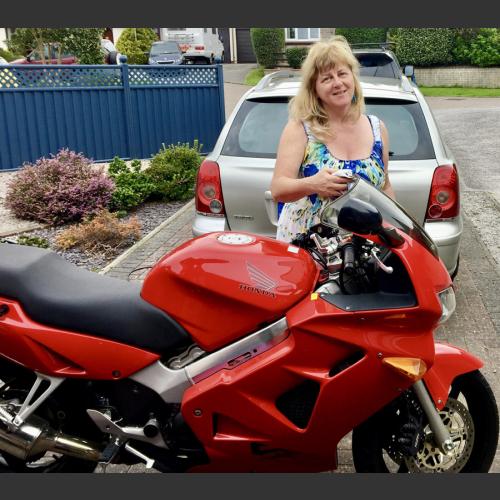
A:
10 40 122 65
352 44 415 82
0 56 8 65
148 41 184 65
11 45 77 65
164 28 224 65
193 71 461 277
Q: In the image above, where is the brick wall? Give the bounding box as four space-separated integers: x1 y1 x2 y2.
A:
320 28 336 40
415 66 500 88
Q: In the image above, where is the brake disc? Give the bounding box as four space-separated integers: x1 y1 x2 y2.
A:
404 398 475 473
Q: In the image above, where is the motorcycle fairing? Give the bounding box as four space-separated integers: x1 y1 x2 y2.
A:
0 297 160 379
180 292 438 472
423 342 483 410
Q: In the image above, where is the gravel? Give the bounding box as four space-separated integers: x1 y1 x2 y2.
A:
3 200 188 272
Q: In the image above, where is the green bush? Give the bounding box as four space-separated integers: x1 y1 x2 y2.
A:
63 28 103 64
469 28 500 67
389 28 455 66
116 28 158 64
107 157 154 212
250 28 285 68
145 141 203 201
0 48 23 62
17 235 50 248
286 47 308 69
451 28 479 65
335 28 387 45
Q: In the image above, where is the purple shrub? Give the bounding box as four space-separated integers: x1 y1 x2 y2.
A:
6 149 115 226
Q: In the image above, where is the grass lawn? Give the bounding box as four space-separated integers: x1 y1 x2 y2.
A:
244 67 265 86
419 87 500 97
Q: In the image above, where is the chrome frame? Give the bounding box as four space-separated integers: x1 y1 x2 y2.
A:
130 317 289 403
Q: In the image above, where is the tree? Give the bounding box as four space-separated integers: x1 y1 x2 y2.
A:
116 28 158 64
7 28 103 64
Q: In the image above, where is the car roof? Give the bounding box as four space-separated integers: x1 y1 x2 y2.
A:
248 71 417 102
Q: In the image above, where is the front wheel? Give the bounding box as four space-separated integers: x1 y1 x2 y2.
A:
352 370 499 473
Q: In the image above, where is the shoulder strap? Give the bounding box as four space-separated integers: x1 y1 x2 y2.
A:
302 120 316 142
367 115 382 142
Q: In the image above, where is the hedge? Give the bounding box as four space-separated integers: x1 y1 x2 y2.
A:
286 47 308 69
389 28 456 66
335 28 388 45
250 28 285 68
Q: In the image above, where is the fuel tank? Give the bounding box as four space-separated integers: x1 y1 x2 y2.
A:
141 232 319 351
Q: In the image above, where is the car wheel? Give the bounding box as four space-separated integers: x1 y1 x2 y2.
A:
450 254 460 281
108 51 118 65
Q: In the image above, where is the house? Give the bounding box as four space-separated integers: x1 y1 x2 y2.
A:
0 28 15 50
219 28 336 64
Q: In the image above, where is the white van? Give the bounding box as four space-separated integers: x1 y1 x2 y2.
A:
161 28 224 64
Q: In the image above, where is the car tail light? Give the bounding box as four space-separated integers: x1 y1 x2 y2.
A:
425 164 460 220
196 160 225 217
195 45 205 50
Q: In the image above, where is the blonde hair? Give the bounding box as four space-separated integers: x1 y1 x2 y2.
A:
290 36 364 140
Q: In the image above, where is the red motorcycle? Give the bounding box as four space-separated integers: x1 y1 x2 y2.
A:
0 178 497 473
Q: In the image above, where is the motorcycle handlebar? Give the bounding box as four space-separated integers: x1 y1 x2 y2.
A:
342 243 356 276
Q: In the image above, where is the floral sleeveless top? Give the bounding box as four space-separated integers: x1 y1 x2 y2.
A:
276 115 385 242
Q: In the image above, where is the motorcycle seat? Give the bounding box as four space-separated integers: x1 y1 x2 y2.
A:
0 243 190 355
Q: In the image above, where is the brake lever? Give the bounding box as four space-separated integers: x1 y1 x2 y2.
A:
370 248 393 274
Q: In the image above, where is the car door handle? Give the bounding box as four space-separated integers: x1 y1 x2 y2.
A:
264 190 278 226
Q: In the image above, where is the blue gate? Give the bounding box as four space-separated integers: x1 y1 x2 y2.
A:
0 63 225 171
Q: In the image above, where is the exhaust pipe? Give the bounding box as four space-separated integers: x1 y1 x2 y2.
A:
0 412 103 462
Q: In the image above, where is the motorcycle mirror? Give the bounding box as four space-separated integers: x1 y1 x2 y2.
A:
337 198 382 235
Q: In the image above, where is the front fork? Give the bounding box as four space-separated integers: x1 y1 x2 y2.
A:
412 380 454 454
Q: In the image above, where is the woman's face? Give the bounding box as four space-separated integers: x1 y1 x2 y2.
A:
314 64 355 110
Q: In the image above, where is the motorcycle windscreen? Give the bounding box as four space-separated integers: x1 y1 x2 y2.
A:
321 176 439 259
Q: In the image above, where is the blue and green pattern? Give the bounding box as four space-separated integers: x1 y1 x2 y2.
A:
277 115 385 242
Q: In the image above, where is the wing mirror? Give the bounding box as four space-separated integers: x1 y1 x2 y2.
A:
404 65 414 77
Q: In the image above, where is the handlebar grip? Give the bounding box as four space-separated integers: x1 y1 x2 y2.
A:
342 244 356 275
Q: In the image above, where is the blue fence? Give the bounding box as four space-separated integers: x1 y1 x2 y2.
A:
0 63 225 171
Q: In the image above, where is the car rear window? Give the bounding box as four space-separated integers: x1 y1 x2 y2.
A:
221 97 435 161
356 53 400 78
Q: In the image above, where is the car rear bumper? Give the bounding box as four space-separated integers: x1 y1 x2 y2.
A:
424 216 463 275
192 213 227 236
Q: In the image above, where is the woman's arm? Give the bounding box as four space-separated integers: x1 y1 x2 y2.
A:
271 120 350 202
380 120 396 200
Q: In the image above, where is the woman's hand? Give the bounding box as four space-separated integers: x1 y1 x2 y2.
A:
306 169 351 198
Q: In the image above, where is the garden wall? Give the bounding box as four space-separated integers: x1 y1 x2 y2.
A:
414 66 500 88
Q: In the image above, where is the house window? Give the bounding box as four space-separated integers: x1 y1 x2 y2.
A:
286 28 320 41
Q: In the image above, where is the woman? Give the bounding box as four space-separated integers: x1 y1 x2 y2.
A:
271 36 395 242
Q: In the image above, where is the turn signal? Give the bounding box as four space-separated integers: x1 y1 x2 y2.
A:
382 357 427 381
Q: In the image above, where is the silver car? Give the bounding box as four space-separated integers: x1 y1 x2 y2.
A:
193 71 461 277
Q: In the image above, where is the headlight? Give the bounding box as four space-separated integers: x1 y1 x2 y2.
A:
438 286 456 324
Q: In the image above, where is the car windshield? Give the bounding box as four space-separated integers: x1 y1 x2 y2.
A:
150 42 180 55
221 97 434 160
321 176 439 258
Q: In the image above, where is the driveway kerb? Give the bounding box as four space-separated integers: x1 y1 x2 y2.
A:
99 199 194 275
